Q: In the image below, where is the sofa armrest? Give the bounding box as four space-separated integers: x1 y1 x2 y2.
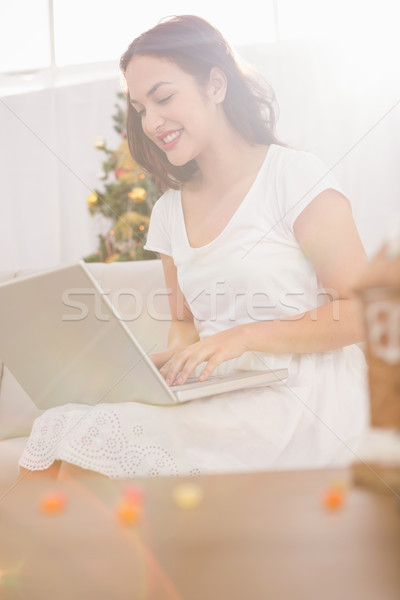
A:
0 361 42 440
0 437 29 482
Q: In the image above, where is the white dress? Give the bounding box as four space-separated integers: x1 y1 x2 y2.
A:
19 144 368 477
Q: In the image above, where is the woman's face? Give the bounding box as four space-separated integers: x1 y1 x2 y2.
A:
125 55 221 166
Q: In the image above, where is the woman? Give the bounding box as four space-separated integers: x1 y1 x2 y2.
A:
19 15 368 480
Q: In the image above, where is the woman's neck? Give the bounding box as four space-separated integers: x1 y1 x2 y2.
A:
189 138 269 194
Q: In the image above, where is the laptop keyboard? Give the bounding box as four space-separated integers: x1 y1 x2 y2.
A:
170 370 264 390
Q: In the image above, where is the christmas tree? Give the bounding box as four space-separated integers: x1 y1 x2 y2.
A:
84 91 160 262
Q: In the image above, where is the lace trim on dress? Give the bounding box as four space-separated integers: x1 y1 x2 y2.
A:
18 406 181 478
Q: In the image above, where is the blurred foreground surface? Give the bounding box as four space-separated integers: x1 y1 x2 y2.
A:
0 467 399 600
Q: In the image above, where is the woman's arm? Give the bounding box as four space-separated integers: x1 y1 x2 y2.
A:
254 187 368 353
158 190 368 384
150 254 199 369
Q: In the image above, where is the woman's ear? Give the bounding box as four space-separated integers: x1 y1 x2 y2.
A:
207 67 227 104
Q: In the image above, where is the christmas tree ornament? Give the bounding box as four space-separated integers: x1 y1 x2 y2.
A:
86 191 99 206
93 136 106 149
128 187 147 203
97 170 107 180
114 167 125 179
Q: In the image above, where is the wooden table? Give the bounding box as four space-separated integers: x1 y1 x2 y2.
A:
0 468 399 599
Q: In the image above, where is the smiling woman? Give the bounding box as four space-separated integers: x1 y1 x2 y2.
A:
18 14 370 480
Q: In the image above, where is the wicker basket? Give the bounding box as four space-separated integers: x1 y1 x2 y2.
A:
360 288 400 429
352 241 400 492
355 244 400 431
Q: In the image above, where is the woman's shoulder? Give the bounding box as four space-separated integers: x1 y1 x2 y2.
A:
267 144 344 230
268 144 332 188
271 144 325 169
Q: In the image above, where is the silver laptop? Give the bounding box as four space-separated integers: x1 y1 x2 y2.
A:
0 261 288 409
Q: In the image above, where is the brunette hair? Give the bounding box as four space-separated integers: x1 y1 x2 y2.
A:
120 14 282 190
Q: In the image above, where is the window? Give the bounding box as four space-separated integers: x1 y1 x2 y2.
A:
0 0 51 72
1 0 276 74
1 0 398 94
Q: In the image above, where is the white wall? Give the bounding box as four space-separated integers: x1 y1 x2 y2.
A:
1 41 399 270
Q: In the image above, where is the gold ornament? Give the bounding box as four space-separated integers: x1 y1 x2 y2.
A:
93 137 106 150
86 191 98 206
128 187 147 203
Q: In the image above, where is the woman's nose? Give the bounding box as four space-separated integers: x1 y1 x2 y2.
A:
142 107 164 136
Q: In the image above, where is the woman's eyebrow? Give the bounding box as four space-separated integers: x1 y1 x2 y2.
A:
130 81 172 105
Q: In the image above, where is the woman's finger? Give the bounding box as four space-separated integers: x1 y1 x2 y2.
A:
198 353 223 381
163 344 206 385
163 353 190 385
175 354 204 384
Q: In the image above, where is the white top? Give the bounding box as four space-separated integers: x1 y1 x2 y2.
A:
19 145 369 478
145 144 345 338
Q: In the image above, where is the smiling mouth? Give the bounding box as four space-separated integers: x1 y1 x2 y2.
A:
161 130 183 144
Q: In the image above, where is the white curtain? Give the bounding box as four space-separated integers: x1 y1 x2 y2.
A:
1 41 399 270
0 78 121 271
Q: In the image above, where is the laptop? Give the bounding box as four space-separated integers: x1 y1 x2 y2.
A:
0 261 288 409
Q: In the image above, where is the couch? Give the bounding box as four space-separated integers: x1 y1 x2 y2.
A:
0 259 170 483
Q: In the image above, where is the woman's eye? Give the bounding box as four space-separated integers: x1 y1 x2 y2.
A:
134 94 173 118
157 94 173 105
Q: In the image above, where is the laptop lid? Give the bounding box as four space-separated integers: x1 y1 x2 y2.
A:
0 261 288 410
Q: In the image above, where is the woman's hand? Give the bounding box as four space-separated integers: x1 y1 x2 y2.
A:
158 325 249 386
150 344 187 370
